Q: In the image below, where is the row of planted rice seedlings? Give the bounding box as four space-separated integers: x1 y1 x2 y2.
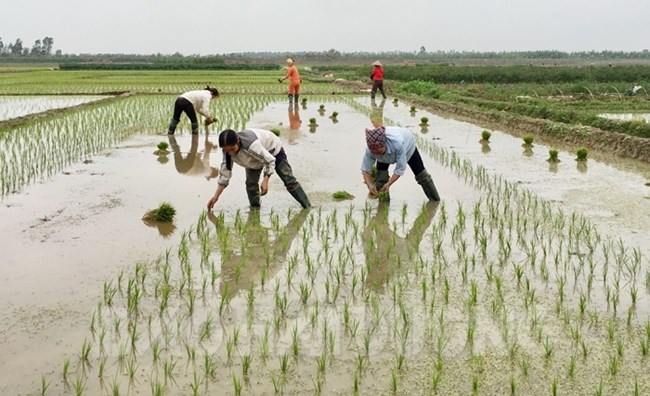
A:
49 131 649 395
0 95 106 121
0 70 358 95
0 94 270 197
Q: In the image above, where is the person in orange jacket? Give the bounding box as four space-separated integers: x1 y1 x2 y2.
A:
370 60 387 100
279 58 302 105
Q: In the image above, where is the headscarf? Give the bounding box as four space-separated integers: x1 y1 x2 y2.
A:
366 126 386 150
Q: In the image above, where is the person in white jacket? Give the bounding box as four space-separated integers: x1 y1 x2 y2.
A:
167 86 219 135
207 128 311 209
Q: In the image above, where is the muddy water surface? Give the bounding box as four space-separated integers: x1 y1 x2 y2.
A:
0 95 106 121
1 97 649 395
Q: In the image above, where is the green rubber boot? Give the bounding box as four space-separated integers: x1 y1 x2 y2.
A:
167 118 180 134
415 170 441 201
288 186 311 209
246 189 261 208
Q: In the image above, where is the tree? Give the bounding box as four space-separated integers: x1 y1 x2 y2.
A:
0 37 4 53
11 38 23 55
42 37 54 55
419 46 426 55
31 39 43 55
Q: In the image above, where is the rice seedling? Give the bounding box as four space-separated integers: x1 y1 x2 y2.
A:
40 374 50 396
608 354 619 376
143 202 176 222
73 376 85 396
163 356 178 385
78 339 92 369
332 190 354 201
391 370 398 395
233 374 242 396
522 134 534 146
279 353 289 376
518 356 530 377
203 353 216 381
550 378 557 396
576 147 588 161
62 358 70 387
419 116 429 126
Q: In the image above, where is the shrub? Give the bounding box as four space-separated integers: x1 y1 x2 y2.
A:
576 147 588 161
143 202 176 223
481 130 491 141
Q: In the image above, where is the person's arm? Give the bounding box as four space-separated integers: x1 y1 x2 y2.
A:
362 171 378 196
249 140 276 193
207 183 226 210
196 92 212 120
208 154 232 209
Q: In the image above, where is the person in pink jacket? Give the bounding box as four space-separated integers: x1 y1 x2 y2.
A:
167 86 219 135
279 58 302 105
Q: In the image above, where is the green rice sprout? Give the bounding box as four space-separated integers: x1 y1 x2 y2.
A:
548 148 560 162
481 130 491 141
522 134 534 145
143 202 176 223
576 147 588 161
332 191 354 201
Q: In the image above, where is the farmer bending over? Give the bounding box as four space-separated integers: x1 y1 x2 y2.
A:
361 125 440 201
167 86 219 135
207 129 311 210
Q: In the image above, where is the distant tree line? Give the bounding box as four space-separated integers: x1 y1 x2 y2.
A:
1 37 649 67
0 36 58 56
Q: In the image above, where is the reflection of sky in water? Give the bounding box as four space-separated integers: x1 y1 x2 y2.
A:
0 95 105 121
598 113 650 122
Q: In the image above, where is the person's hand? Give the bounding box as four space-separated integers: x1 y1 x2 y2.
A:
260 179 269 195
207 195 218 210
278 78 283 83
367 183 378 197
380 184 390 193
204 117 214 126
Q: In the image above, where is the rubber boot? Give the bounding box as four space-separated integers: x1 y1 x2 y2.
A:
191 122 199 135
246 189 261 208
288 94 294 104
375 169 390 201
288 186 311 209
294 94 299 104
370 92 376 100
167 118 180 135
415 170 441 201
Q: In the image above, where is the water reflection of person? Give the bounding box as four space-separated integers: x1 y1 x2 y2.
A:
168 134 219 180
363 201 439 292
288 104 302 144
370 98 386 127
207 209 308 296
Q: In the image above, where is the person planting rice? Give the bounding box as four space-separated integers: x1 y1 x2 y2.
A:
278 58 302 105
370 60 387 100
207 128 311 209
167 86 219 135
361 125 441 202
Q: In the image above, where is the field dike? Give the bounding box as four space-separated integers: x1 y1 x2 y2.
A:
408 96 650 164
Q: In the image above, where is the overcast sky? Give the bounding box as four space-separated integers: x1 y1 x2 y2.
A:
3 0 649 55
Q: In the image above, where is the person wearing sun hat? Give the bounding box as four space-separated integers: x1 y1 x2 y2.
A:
279 57 302 105
370 60 387 100
361 124 440 201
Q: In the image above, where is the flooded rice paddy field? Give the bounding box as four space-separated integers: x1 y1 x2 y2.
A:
1 96 649 395
0 95 106 121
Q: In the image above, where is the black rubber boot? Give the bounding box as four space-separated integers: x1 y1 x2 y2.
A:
167 118 180 134
294 94 299 104
246 189 261 208
191 122 199 135
288 186 311 209
415 170 441 201
288 94 294 104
